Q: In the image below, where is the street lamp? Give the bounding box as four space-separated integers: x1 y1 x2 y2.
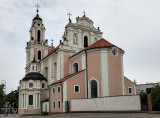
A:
1 80 6 95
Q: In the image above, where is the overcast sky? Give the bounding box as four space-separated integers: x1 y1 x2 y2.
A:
0 0 160 94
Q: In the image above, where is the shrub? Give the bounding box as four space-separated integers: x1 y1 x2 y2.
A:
42 112 49 115
150 85 160 111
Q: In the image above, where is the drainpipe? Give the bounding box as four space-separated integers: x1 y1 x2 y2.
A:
85 50 88 99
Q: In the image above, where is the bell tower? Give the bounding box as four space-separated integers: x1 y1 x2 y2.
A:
25 4 48 74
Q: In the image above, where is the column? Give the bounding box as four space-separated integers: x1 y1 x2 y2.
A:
24 94 26 108
26 94 28 108
35 93 37 108
39 93 41 108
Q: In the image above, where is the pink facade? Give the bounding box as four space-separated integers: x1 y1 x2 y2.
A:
108 51 122 96
87 51 101 97
19 12 135 115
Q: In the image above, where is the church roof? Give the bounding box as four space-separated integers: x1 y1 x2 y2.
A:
70 38 120 58
85 38 114 50
48 70 84 86
42 45 59 61
22 72 47 81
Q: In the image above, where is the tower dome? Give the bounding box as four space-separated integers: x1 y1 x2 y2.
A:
22 72 47 81
33 14 42 21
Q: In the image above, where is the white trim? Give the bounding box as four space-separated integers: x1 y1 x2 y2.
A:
121 53 124 95
63 81 67 112
57 100 61 109
52 87 55 94
52 101 56 110
100 50 109 97
57 51 61 80
61 51 64 78
53 61 57 78
111 48 118 56
72 62 79 73
88 78 99 98
74 85 80 93
128 87 132 93
57 86 61 93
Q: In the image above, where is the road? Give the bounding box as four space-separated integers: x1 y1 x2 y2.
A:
0 113 160 118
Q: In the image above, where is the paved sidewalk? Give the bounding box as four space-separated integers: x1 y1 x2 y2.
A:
0 113 160 118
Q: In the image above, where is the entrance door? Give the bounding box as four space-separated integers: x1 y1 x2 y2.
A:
91 80 97 98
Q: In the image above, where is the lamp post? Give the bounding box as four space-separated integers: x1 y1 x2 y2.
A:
1 80 6 95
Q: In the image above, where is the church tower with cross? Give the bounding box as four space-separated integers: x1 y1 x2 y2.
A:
25 4 49 74
62 11 103 51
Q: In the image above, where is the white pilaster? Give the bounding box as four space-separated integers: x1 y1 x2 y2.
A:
61 51 64 78
121 53 124 95
49 58 52 84
100 50 109 96
63 81 67 112
57 52 61 80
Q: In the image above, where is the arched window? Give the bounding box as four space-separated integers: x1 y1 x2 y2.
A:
84 36 88 48
91 80 97 98
73 33 77 44
45 67 48 79
37 30 41 42
53 62 57 77
38 50 41 60
73 63 78 73
29 83 33 88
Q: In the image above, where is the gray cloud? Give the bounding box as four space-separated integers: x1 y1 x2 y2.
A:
0 0 160 93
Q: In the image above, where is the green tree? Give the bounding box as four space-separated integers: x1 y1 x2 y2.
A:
150 85 160 111
6 89 19 109
0 84 6 113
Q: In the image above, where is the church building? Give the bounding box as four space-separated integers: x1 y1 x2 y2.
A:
18 7 135 115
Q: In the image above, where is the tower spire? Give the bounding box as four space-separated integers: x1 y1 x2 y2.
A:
83 10 86 17
67 12 72 23
35 4 40 15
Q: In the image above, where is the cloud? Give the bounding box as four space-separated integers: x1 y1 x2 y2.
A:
0 0 160 93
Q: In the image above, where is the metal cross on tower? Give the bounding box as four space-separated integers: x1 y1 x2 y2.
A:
67 12 72 19
67 12 72 23
83 10 86 16
35 4 40 14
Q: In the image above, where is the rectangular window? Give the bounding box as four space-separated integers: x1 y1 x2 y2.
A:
57 101 60 109
74 85 80 93
53 87 55 94
128 87 132 93
29 83 33 88
53 102 55 109
58 86 60 93
29 95 33 105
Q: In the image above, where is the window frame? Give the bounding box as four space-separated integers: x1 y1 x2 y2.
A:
53 101 56 109
74 85 80 93
57 100 61 109
53 87 55 94
57 86 61 93
128 87 132 93
29 82 33 88
73 62 79 73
